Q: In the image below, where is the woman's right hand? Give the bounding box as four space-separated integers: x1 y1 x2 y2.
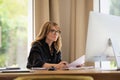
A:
55 61 68 69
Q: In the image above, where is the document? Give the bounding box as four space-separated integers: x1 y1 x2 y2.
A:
68 55 85 68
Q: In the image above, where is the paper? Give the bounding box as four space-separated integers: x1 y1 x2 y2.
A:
68 55 85 67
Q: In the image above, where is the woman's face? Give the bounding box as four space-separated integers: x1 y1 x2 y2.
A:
46 26 61 42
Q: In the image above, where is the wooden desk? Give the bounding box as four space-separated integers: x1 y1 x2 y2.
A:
0 69 120 80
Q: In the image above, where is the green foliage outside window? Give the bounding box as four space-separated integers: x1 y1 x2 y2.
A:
0 0 28 67
110 0 120 16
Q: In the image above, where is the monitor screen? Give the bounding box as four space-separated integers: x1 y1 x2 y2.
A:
85 11 120 62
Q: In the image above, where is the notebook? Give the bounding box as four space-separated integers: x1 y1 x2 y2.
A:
1 69 31 73
0 67 31 73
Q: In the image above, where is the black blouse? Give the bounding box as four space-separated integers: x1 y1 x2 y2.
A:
26 39 61 69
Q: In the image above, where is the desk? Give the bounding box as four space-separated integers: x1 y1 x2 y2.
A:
0 69 120 80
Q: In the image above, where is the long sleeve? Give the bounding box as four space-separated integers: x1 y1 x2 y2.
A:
27 42 45 69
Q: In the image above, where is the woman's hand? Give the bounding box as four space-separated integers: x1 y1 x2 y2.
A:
76 63 84 67
43 61 68 69
55 61 68 69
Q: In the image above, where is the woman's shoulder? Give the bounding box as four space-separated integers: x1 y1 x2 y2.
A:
32 40 43 47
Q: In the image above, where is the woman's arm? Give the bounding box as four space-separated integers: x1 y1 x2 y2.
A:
27 42 45 69
43 61 68 69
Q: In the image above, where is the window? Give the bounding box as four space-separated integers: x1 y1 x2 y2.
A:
100 0 120 16
0 0 33 68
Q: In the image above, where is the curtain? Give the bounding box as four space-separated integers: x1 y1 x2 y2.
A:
69 0 93 61
34 0 60 36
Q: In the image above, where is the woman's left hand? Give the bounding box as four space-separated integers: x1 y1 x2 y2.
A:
76 63 84 67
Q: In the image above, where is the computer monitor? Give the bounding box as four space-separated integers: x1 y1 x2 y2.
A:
85 11 120 62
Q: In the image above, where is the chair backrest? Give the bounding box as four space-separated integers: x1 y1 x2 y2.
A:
14 75 94 80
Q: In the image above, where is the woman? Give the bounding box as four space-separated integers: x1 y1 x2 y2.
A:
27 21 68 69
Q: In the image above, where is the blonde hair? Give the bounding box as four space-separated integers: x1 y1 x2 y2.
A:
32 21 62 52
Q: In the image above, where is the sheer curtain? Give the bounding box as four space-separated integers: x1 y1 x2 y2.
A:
34 0 93 62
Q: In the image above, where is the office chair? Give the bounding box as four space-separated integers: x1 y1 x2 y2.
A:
14 75 94 80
